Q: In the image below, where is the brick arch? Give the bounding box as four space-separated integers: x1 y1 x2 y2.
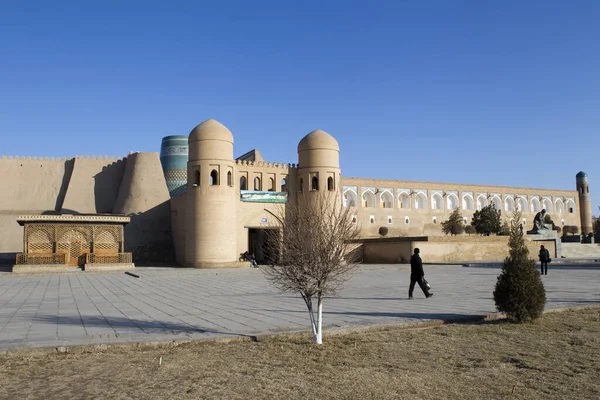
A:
343 188 358 207
446 193 459 210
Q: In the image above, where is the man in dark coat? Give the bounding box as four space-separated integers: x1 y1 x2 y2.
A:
538 245 550 275
409 248 433 299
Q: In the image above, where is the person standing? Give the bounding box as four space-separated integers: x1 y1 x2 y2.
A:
538 245 550 275
409 248 433 299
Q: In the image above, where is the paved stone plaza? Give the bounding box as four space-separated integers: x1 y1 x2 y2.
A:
0 264 599 350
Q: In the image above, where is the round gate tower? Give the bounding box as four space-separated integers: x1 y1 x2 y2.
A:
185 119 237 267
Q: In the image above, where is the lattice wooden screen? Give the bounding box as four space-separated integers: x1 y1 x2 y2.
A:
56 227 91 266
93 225 122 254
19 222 128 266
26 226 54 254
23 222 124 262
57 228 90 249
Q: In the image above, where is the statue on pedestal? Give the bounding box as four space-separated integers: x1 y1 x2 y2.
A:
527 209 553 234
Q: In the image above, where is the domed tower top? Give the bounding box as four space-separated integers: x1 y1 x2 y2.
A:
297 129 339 168
576 171 588 185
188 119 234 161
298 129 339 152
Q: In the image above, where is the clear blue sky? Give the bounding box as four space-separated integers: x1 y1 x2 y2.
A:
1 1 598 213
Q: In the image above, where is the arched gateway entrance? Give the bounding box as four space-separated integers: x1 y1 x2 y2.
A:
247 227 280 265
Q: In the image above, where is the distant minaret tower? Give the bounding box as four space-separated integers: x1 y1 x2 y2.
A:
576 171 593 235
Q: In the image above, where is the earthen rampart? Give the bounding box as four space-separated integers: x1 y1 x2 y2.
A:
61 157 126 214
0 155 126 263
361 235 557 264
0 155 126 212
0 153 173 264
114 152 173 263
1 156 72 211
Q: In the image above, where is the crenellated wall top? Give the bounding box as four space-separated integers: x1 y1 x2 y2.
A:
235 159 297 169
1 155 124 161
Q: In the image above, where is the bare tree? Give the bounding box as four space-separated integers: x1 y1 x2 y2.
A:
262 191 360 344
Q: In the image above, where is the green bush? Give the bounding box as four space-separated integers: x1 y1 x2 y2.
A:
493 210 546 322
497 220 510 236
563 225 579 235
464 225 477 235
441 208 465 235
471 205 502 236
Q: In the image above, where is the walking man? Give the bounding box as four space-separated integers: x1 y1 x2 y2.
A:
409 248 433 299
538 245 550 275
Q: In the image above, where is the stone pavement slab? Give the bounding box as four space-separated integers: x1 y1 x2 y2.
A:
0 264 599 350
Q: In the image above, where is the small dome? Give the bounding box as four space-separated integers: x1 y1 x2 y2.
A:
189 119 234 144
298 129 339 153
576 171 588 185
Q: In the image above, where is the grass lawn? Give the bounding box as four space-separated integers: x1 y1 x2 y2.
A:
1 307 599 400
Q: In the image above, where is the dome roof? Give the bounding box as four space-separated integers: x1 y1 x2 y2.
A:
298 129 339 153
576 171 587 178
189 119 234 144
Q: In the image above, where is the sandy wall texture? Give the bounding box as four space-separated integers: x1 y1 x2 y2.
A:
0 154 172 264
362 235 557 264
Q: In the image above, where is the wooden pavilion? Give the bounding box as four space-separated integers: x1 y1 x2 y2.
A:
14 214 134 272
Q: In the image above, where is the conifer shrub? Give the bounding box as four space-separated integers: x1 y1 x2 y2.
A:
471 205 502 236
441 208 465 235
464 225 477 235
497 220 510 236
493 210 546 322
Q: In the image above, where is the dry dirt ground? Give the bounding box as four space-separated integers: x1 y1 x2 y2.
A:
0 307 599 400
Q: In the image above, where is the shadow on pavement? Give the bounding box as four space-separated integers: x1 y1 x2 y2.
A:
324 310 487 321
466 263 600 270
256 308 491 323
332 297 408 301
547 299 600 304
33 314 257 340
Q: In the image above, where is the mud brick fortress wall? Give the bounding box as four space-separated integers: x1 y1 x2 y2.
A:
361 236 558 264
0 154 172 264
0 118 593 266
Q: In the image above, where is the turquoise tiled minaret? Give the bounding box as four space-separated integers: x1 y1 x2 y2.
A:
160 135 188 198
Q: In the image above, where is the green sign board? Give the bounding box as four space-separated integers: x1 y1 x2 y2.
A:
240 190 288 203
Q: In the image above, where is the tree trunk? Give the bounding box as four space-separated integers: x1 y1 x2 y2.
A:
316 293 323 344
303 294 318 343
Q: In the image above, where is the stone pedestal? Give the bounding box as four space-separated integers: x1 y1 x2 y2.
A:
525 230 561 258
